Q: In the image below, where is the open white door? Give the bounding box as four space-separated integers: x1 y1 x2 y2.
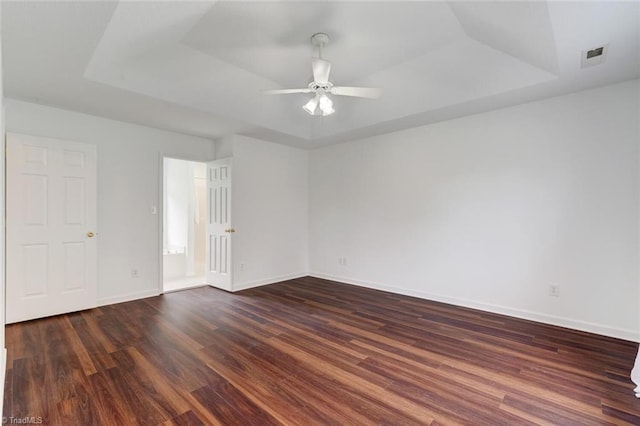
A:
6 133 97 323
206 158 233 291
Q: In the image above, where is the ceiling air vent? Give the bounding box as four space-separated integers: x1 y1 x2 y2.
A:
581 44 608 68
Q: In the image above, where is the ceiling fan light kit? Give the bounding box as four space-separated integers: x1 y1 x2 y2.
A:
318 93 335 115
303 96 318 115
303 90 334 116
265 32 381 116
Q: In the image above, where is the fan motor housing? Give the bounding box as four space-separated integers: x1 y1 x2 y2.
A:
308 81 333 92
311 33 330 47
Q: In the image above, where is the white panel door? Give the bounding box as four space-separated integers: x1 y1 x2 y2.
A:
6 133 97 323
206 158 232 291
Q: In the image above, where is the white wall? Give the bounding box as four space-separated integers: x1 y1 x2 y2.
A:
5 99 215 304
215 135 234 159
224 135 309 290
309 79 640 341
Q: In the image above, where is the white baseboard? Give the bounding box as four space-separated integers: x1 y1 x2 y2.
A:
0 347 6 407
232 272 308 292
97 289 160 307
95 271 306 307
309 272 640 342
163 284 209 294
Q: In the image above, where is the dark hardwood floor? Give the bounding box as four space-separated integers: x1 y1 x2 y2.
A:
3 276 640 425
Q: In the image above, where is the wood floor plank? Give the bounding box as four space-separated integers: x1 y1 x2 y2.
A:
192 381 280 426
602 404 640 425
133 337 227 393
160 410 206 426
87 368 139 425
12 357 61 424
61 316 98 376
3 277 639 425
79 310 118 354
110 350 185 422
267 334 438 424
123 346 192 416
197 344 313 424
67 313 118 371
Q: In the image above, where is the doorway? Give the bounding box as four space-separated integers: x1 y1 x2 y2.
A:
163 157 207 292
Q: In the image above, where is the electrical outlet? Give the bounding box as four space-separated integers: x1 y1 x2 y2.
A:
338 257 348 266
131 268 139 278
549 284 560 297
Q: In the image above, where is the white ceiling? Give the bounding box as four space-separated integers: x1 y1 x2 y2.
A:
3 1 639 149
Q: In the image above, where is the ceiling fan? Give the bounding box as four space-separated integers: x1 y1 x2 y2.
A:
264 33 381 116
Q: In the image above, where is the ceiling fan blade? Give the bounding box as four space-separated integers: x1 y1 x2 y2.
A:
330 86 381 99
263 88 313 95
312 58 331 85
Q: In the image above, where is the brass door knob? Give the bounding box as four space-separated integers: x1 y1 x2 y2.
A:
224 228 236 233
87 231 95 238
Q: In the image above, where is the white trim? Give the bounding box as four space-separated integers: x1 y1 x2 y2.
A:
232 272 308 292
97 289 160 307
157 152 164 296
309 272 640 342
0 348 6 407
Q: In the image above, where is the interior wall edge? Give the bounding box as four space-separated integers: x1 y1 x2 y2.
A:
309 272 640 343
